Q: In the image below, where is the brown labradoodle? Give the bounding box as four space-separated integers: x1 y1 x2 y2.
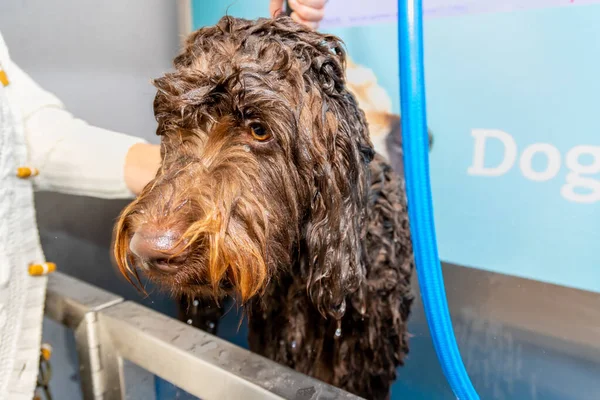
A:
114 16 414 400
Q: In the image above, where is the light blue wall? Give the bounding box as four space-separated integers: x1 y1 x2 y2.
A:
425 5 600 293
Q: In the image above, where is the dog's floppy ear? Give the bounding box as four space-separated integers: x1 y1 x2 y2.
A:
301 35 373 321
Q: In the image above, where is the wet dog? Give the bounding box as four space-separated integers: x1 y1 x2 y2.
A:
114 16 414 399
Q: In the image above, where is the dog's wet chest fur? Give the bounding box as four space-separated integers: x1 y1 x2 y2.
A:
246 155 413 400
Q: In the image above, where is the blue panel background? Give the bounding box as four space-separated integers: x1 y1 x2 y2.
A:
190 1 600 294
425 5 600 293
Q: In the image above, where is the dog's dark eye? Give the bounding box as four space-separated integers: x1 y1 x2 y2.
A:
249 123 271 141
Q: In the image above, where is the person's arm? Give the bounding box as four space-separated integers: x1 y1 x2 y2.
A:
5 58 160 198
269 0 327 29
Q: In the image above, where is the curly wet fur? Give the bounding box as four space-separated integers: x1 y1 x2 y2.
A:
114 15 414 399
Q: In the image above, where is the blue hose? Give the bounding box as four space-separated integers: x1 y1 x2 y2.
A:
397 1 479 399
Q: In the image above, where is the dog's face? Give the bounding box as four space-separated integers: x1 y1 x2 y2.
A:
114 16 373 315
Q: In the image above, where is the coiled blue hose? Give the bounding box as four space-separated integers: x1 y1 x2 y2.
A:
397 1 480 399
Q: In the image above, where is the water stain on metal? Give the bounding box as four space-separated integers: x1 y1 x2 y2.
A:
295 386 316 400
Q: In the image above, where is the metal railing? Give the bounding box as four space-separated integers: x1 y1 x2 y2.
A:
45 272 362 400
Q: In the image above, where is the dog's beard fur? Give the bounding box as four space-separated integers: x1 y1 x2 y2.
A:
114 15 375 318
115 120 297 302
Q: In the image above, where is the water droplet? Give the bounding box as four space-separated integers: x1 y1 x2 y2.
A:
187 319 193 325
193 299 199 307
208 322 215 329
291 340 297 349
334 319 342 338
243 145 251 152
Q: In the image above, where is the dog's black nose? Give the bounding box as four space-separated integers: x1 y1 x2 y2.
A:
130 224 189 273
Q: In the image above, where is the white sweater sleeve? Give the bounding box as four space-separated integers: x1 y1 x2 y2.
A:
6 58 148 199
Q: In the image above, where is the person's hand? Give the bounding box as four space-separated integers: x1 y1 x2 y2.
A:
124 142 161 196
269 0 327 30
